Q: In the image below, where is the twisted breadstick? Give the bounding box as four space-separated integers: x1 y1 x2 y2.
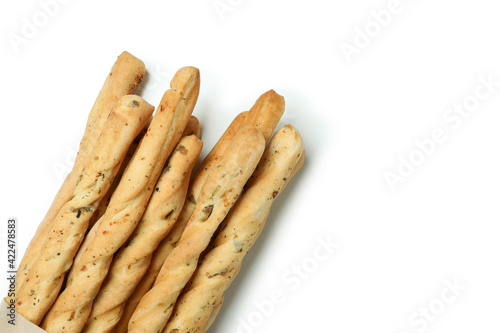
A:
199 152 304 333
82 135 202 333
203 295 224 333
112 115 214 333
88 118 150 229
200 263 243 333
180 111 249 228
16 95 154 325
15 51 145 295
128 127 265 333
116 91 283 332
200 152 305 333
164 125 304 333
173 89 284 250
74 115 192 280
40 66 200 333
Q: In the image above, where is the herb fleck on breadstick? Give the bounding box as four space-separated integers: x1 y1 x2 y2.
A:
128 127 265 333
40 67 200 333
14 51 146 297
16 95 154 325
164 125 304 333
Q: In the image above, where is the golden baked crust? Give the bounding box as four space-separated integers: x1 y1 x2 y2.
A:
83 135 202 333
241 89 285 142
182 116 201 138
15 51 146 296
41 67 200 333
116 90 284 333
16 95 154 325
163 125 304 333
128 127 265 333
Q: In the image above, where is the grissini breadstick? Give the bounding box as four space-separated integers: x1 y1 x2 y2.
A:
16 95 154 325
203 294 224 333
88 123 148 229
69 126 148 280
78 116 200 324
163 125 304 333
181 111 248 222
112 218 183 333
160 89 283 287
241 89 285 142
168 87 284 261
199 263 242 333
41 66 201 333
113 116 203 333
201 151 304 333
83 135 203 333
199 152 304 333
196 151 304 333
183 115 201 138
128 127 265 333
112 193 196 333
15 51 146 294
116 103 277 332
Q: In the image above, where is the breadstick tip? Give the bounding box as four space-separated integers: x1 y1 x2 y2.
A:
117 51 145 73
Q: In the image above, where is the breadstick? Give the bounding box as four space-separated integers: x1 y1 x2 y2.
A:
112 215 184 333
163 125 304 333
162 89 283 284
116 101 279 332
41 66 200 333
200 150 304 333
15 51 146 294
88 123 148 229
183 115 201 138
241 89 285 142
16 95 154 325
82 135 202 333
69 126 148 281
203 294 224 333
165 88 284 266
194 151 304 333
128 127 265 333
199 263 242 333
113 116 204 333
149 112 248 292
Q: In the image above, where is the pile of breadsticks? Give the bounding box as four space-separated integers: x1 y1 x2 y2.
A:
7 51 305 333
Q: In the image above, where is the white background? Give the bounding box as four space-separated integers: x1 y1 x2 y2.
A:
1 0 500 332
